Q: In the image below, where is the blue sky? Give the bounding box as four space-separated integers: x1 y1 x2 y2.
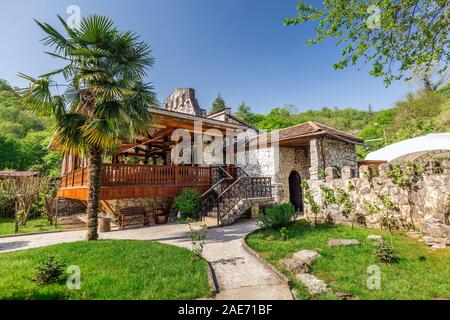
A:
0 0 414 114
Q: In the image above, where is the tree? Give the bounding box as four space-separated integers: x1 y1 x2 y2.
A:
256 107 295 130
211 94 226 114
20 15 158 240
234 101 254 123
0 133 20 169
285 1 449 86
0 79 12 91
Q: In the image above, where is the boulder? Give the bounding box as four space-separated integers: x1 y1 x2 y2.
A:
367 235 383 242
420 215 448 238
293 250 321 266
423 236 449 249
296 273 329 295
406 231 422 239
328 239 361 247
279 258 309 274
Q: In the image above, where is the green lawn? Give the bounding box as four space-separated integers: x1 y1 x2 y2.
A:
0 240 211 300
246 221 450 300
0 217 62 237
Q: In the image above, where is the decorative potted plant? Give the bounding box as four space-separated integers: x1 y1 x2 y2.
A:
155 206 168 224
171 188 201 222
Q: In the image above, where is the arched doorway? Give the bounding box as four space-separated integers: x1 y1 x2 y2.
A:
289 171 303 213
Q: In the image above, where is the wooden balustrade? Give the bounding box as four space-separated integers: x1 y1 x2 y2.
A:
60 164 217 189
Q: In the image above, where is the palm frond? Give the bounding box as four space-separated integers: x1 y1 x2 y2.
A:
81 118 121 150
50 113 88 155
34 19 74 54
18 73 57 116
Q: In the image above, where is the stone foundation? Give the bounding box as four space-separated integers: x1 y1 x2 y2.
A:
104 197 174 224
57 198 87 215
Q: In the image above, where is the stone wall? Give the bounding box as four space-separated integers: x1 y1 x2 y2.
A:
309 137 358 180
305 160 450 248
104 196 174 224
322 138 358 173
57 198 87 215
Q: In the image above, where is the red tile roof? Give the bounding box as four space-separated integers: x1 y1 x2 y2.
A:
261 121 364 144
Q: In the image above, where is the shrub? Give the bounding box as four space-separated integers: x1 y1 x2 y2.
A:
172 188 201 219
258 203 295 229
32 255 66 286
280 227 289 241
188 223 208 259
375 240 397 264
0 179 16 218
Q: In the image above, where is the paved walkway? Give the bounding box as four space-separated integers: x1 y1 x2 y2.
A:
0 220 292 300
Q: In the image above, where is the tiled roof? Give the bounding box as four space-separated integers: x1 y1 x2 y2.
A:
263 121 364 144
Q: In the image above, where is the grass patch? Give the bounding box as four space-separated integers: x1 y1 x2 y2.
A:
0 217 62 237
246 221 450 300
0 240 211 300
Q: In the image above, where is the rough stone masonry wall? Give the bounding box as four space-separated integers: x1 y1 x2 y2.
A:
322 138 358 173
105 196 174 224
305 160 450 247
309 137 358 180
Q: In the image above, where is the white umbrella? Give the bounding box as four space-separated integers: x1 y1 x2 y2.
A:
365 133 450 163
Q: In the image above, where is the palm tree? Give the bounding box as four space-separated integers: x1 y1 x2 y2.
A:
20 15 158 240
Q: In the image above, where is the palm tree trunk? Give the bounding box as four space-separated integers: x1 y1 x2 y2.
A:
87 146 102 241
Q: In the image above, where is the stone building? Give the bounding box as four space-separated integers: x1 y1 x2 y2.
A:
237 121 363 210
57 88 364 225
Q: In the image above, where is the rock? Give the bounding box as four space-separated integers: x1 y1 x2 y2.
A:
279 258 309 274
328 239 361 247
367 235 383 241
296 273 329 295
420 215 449 238
335 291 355 300
406 231 422 239
293 250 321 266
423 236 449 249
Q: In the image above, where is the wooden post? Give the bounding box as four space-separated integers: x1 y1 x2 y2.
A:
14 200 19 234
81 167 85 186
54 198 58 229
210 166 213 185
174 164 178 185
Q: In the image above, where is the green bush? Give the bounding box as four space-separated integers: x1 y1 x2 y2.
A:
0 179 16 218
172 188 201 219
375 240 397 264
32 255 66 286
258 203 295 229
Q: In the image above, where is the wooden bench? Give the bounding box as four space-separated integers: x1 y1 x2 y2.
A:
119 207 150 230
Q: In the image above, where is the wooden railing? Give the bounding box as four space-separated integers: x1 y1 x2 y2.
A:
60 168 88 189
60 164 221 189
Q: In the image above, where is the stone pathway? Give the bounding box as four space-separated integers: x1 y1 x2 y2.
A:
0 219 292 300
